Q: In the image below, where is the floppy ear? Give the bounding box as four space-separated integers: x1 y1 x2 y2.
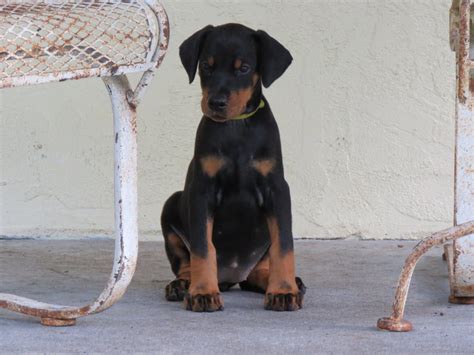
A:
255 30 293 88
179 25 214 84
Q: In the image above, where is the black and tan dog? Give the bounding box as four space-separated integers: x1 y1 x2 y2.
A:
161 23 305 312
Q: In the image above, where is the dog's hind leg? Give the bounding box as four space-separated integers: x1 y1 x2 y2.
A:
240 251 306 299
239 253 270 294
161 191 191 301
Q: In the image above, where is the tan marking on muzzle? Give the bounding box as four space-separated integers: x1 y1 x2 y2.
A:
201 88 210 116
227 87 253 118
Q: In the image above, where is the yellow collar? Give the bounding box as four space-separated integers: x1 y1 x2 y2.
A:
232 99 265 120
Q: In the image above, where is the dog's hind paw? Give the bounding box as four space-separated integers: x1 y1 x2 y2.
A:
264 277 306 311
165 279 190 302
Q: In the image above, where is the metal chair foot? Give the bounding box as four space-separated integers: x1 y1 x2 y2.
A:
377 317 413 332
448 295 474 304
41 317 76 327
376 221 474 332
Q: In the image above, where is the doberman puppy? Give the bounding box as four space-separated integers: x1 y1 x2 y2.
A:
161 23 306 312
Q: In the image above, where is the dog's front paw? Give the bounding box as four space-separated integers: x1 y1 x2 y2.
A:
264 277 306 311
165 279 190 301
184 292 224 312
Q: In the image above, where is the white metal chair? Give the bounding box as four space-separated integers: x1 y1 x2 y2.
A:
377 0 474 332
0 0 169 326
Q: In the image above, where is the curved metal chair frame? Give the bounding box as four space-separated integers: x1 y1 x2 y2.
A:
0 0 169 326
377 0 474 332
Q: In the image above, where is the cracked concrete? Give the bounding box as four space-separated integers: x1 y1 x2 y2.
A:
1 240 473 353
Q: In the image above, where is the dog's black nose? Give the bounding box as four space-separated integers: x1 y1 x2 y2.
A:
208 95 227 113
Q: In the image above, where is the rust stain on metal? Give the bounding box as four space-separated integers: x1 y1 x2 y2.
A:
0 298 91 320
41 317 77 327
453 283 474 293
130 112 137 133
377 317 412 332
456 0 470 104
448 294 474 304
110 64 120 76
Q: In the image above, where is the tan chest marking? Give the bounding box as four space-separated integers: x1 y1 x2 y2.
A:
200 155 225 177
252 159 276 177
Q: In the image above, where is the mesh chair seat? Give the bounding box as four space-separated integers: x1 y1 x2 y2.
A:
0 0 167 88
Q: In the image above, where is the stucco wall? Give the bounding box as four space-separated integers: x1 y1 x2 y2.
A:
0 0 456 240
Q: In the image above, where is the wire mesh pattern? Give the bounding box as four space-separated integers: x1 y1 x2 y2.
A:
0 0 158 86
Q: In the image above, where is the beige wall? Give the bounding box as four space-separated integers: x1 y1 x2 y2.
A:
0 0 456 240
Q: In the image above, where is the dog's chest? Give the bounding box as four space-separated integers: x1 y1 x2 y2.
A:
211 155 273 284
216 133 274 186
201 122 276 283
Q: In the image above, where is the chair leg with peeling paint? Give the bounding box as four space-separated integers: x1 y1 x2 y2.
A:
0 76 139 326
377 0 474 332
376 222 474 332
0 1 169 325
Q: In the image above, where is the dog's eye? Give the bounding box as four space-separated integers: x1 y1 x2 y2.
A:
237 64 251 75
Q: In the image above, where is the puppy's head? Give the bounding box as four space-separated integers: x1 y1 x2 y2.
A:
179 23 292 122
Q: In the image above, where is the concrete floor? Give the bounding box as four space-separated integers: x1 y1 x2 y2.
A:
0 240 473 354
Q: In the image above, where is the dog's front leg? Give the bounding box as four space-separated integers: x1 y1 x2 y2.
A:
184 178 223 312
264 178 305 311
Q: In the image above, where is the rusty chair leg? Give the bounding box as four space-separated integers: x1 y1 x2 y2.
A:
0 75 138 325
377 221 474 332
